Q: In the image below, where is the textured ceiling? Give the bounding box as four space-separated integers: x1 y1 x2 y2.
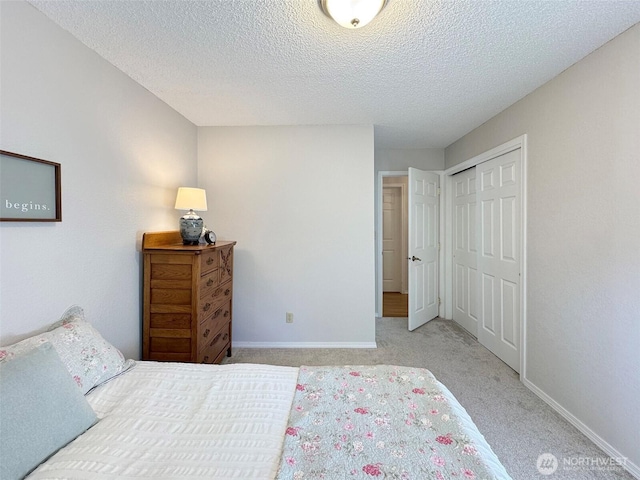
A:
28 0 640 149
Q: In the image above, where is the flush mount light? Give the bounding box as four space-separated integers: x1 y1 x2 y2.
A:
320 0 388 29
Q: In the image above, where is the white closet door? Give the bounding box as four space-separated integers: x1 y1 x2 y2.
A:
452 167 478 335
477 149 521 372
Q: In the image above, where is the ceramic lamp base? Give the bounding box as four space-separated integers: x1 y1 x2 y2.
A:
179 210 203 245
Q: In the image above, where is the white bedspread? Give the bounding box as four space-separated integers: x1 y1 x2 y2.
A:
27 362 299 480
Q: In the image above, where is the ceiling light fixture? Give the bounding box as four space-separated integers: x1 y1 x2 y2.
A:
320 0 388 29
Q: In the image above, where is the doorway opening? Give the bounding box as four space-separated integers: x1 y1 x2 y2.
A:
376 169 440 330
377 172 407 318
382 179 408 317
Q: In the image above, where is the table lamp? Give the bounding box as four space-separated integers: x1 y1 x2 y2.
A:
174 187 207 245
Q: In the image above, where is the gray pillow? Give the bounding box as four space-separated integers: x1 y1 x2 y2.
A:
0 342 98 480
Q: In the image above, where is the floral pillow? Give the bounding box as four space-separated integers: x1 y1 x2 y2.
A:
0 306 134 395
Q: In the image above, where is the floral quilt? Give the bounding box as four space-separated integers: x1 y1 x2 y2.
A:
277 365 505 479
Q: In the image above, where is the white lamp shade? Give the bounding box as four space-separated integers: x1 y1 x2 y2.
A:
175 187 208 211
321 0 387 29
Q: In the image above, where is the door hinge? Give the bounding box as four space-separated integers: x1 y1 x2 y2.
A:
438 242 441 251
438 297 441 306
437 187 441 195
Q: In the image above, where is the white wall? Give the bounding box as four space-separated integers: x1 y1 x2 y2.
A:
198 125 375 346
445 24 640 472
0 1 197 359
375 148 444 172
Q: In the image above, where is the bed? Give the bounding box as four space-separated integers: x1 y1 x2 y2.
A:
0 307 511 480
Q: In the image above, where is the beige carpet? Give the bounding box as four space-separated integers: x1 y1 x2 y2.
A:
223 317 633 479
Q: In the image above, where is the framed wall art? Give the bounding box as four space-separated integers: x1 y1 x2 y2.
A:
0 150 61 222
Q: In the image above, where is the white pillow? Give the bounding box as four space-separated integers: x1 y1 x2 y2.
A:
0 306 134 394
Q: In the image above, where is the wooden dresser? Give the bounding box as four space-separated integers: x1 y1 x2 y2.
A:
142 231 236 364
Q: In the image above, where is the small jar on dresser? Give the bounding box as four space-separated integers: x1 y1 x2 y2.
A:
141 231 236 364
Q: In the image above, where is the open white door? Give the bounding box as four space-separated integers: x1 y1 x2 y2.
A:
408 167 439 331
476 149 521 372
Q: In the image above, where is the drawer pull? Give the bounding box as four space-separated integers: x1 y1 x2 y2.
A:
202 356 209 363
206 257 214 265
209 333 222 346
224 288 231 296
214 287 222 296
222 333 229 341
203 328 210 338
203 303 211 312
213 307 223 319
206 278 214 287
224 310 230 318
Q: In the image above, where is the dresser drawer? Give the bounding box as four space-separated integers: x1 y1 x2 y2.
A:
211 301 231 327
198 301 231 345
200 250 218 274
199 269 219 298
198 281 232 321
198 323 230 364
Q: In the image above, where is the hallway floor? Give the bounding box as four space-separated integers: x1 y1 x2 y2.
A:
382 292 408 317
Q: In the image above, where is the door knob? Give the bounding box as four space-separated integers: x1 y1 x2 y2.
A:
407 256 422 262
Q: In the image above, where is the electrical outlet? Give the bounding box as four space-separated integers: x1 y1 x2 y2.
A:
286 312 294 323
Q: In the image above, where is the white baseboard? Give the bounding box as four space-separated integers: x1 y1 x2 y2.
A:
522 377 639 479
233 341 378 349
